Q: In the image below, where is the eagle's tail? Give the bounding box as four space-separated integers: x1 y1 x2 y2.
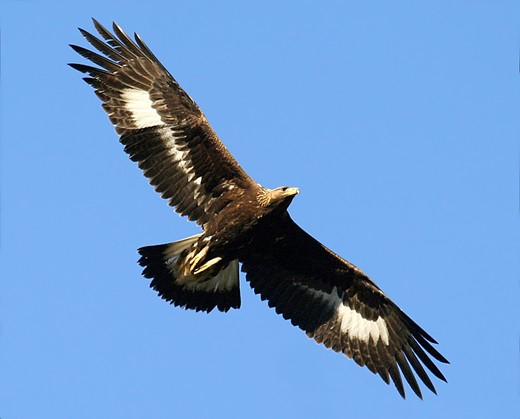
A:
137 234 241 312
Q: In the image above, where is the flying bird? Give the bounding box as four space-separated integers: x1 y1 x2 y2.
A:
69 19 448 399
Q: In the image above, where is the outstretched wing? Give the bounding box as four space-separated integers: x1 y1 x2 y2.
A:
240 213 448 399
69 20 253 226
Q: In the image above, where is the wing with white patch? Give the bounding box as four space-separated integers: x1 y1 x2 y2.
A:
69 20 253 226
240 213 448 399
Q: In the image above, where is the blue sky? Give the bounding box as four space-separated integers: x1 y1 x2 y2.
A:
1 1 519 418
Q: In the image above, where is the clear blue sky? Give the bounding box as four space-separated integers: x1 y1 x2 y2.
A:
1 1 518 418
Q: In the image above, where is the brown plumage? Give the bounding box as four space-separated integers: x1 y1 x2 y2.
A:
69 19 448 399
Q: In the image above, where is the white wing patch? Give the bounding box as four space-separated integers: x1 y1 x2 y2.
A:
337 303 390 345
151 127 219 216
302 284 390 345
121 88 164 128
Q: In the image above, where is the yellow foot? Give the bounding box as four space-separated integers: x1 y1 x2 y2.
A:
188 247 209 272
193 257 223 275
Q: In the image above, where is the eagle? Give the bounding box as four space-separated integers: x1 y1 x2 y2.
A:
69 19 448 399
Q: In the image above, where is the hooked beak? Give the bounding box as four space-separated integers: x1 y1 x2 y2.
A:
285 187 300 196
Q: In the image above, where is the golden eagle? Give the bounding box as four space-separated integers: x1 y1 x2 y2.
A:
70 20 448 399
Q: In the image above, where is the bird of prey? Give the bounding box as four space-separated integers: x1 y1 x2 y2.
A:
69 19 448 399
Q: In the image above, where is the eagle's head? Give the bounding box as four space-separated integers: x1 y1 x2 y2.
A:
257 186 300 209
